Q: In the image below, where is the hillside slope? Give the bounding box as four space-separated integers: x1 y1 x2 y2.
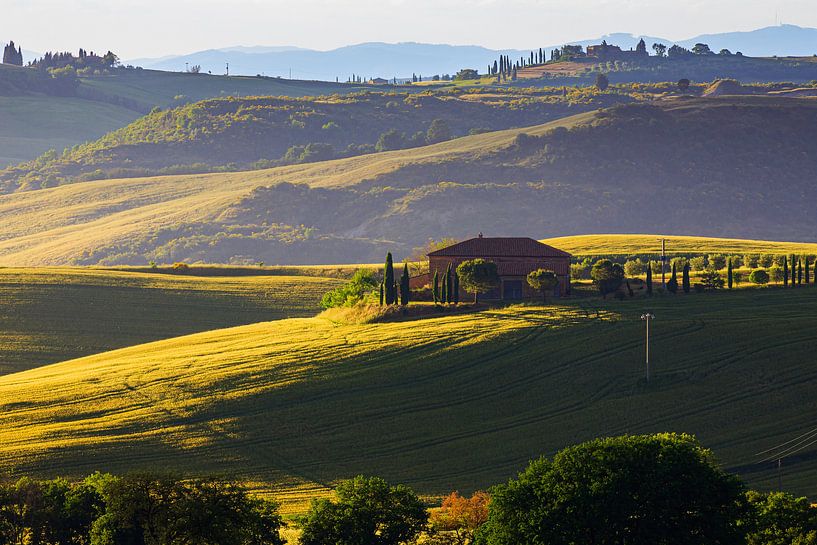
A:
1 96 817 265
0 65 371 166
1 87 626 190
0 289 815 511
0 268 342 375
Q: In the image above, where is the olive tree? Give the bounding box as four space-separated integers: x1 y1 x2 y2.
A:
749 269 770 285
457 259 499 304
590 259 624 298
527 269 559 303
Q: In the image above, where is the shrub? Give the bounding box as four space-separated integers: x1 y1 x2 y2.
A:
749 269 770 285
623 259 645 277
708 254 727 270
321 269 379 308
689 256 707 271
426 119 452 144
700 269 725 290
171 262 190 273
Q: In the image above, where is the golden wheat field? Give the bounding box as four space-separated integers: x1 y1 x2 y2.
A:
544 234 817 256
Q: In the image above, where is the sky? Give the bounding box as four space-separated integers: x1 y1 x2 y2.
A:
3 0 817 59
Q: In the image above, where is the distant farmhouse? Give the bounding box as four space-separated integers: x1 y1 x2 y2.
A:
586 40 648 60
367 77 389 85
413 235 572 300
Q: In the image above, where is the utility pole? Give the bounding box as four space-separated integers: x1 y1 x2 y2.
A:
640 313 655 382
777 458 782 490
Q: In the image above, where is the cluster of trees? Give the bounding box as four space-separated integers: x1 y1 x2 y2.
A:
374 119 453 152
30 49 119 71
294 434 817 545
432 264 460 305
581 253 817 298
2 41 23 66
0 473 285 545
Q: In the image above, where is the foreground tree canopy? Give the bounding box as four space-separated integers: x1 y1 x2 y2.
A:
298 475 427 545
475 433 748 545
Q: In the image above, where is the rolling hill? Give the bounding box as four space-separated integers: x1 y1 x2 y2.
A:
0 95 816 266
0 64 370 166
1 87 629 190
0 287 815 512
0 267 343 375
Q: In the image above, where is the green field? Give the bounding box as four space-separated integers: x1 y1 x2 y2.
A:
0 68 370 166
0 267 342 375
0 97 141 167
545 234 817 256
1 285 816 512
77 70 369 111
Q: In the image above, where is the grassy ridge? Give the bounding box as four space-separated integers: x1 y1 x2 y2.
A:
2 97 817 266
0 67 370 167
0 267 341 375
1 287 816 511
0 97 141 168
544 234 817 256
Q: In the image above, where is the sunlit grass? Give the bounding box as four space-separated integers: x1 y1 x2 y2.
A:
2 287 817 512
544 234 817 256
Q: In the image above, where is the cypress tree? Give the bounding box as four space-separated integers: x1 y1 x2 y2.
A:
453 270 460 304
727 258 733 289
783 258 789 287
682 262 691 293
433 270 439 304
646 265 653 296
441 269 448 303
798 259 803 285
400 263 410 306
384 252 396 304
666 262 678 293
379 281 384 306
446 264 453 305
792 255 797 288
807 259 811 285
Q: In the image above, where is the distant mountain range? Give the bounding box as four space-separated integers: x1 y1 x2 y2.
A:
127 25 817 81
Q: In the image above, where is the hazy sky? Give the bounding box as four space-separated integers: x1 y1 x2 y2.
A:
4 0 816 59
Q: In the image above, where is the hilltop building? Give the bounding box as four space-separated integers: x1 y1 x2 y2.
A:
586 40 648 60
412 235 572 300
367 77 389 85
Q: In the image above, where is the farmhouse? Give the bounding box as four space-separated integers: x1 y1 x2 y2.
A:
418 235 572 300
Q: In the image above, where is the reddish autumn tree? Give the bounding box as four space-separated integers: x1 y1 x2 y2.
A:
430 491 490 544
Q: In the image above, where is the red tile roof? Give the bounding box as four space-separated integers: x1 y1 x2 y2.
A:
428 237 571 258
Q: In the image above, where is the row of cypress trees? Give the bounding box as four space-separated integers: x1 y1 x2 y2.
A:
648 254 814 295
432 264 460 305
378 253 462 307
781 254 812 288
379 252 412 306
